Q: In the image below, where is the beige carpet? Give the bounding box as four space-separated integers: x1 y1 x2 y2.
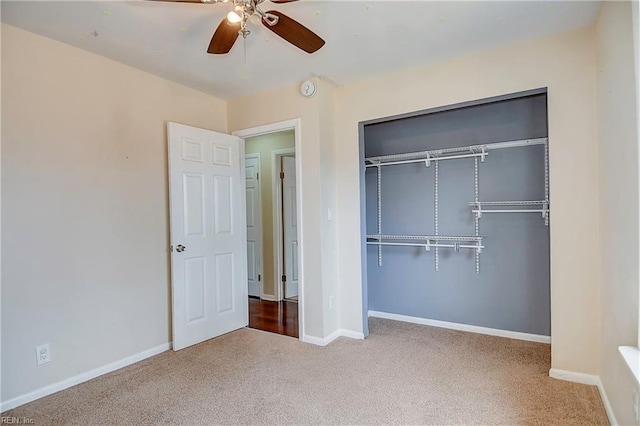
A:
4 318 608 425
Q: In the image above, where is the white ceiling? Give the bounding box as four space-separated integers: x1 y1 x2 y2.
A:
1 1 601 100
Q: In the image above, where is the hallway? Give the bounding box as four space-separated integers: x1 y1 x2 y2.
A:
248 297 299 338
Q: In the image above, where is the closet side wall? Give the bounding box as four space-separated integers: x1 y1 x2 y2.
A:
365 94 550 336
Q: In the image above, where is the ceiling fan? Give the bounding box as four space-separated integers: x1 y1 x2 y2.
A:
155 0 325 54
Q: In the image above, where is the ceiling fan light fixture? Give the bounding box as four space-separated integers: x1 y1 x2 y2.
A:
227 11 242 23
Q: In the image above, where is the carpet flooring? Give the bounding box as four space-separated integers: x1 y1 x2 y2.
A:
3 318 608 425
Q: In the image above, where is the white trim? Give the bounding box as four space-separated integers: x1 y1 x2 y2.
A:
322 329 343 345
260 294 277 302
271 148 295 302
548 368 598 385
302 329 365 346
233 119 299 139
0 343 171 412
233 119 305 342
301 334 326 346
339 329 366 340
549 369 618 426
596 377 618 426
368 310 551 344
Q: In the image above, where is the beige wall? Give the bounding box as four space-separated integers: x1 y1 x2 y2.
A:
318 79 338 334
228 79 337 340
1 24 228 403
333 27 601 374
595 2 640 425
245 131 295 297
633 0 640 356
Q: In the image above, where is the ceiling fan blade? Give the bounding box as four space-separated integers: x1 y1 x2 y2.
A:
262 10 325 53
207 19 241 54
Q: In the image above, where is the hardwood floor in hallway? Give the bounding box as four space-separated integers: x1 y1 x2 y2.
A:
248 297 299 338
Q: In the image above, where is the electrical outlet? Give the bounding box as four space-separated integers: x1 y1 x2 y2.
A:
329 296 335 310
35 344 51 365
633 388 639 421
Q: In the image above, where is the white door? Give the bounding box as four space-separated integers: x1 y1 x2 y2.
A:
245 154 262 298
282 156 299 299
168 122 248 351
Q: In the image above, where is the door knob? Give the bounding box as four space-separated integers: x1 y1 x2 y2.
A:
176 245 186 252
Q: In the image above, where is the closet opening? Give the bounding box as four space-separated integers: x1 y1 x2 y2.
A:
360 88 550 343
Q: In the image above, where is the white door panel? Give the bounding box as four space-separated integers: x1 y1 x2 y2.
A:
168 122 248 351
245 154 262 298
283 156 298 299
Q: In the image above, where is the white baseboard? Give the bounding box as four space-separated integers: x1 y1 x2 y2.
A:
303 329 365 346
260 294 277 302
301 334 326 346
323 329 343 345
548 368 598 385
549 369 618 425
595 377 618 426
338 329 365 340
368 310 551 344
1 342 171 412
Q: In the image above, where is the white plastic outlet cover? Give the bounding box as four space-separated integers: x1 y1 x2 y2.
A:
35 344 51 365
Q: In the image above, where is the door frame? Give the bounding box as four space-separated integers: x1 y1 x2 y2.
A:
272 148 295 302
245 152 264 299
233 119 304 340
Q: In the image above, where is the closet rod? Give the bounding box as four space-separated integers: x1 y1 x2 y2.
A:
365 152 486 168
469 200 547 206
367 233 483 242
367 241 484 251
365 137 547 165
471 209 548 214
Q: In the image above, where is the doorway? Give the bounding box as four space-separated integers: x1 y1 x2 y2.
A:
236 122 302 339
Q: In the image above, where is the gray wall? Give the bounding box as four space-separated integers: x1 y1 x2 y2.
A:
364 94 550 336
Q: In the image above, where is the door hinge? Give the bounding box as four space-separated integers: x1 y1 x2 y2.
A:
256 172 259 180
282 274 286 282
170 245 173 252
280 171 285 179
258 274 261 282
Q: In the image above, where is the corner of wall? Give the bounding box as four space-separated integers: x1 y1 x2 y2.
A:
594 2 640 425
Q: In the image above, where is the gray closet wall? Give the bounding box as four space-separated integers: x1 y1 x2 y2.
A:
364 93 550 336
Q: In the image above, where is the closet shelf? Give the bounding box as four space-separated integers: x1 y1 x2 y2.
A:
470 200 547 206
469 200 549 222
367 234 484 253
364 137 547 168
